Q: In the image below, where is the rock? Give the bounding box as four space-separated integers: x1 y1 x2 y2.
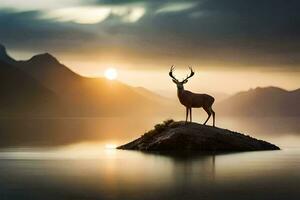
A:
117 120 280 152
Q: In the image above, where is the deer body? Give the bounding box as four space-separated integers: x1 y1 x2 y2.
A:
177 89 214 108
170 66 216 127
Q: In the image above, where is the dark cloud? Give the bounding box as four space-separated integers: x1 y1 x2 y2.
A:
0 10 98 53
93 0 185 5
1 0 300 70
95 0 146 4
93 0 300 68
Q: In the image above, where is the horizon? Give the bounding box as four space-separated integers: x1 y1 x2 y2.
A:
3 45 300 97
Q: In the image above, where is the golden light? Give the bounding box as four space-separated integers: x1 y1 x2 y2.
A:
105 143 117 149
104 68 118 80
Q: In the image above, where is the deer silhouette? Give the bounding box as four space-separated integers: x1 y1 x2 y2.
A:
169 66 216 126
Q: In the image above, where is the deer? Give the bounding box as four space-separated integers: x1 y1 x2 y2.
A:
169 66 216 127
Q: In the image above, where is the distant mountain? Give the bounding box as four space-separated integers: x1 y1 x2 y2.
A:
2 44 297 118
217 87 300 116
0 60 61 116
0 44 169 116
0 44 16 65
133 87 173 103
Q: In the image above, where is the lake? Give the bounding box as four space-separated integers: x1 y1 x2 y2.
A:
0 117 299 200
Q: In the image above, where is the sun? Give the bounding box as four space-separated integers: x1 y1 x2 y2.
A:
104 68 118 80
105 143 117 149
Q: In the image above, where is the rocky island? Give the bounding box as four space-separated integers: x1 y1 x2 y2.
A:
117 120 280 152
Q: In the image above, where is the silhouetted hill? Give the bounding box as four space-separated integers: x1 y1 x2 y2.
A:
17 54 167 116
18 53 80 91
217 87 300 116
0 44 16 65
118 120 279 151
0 44 169 116
0 60 60 116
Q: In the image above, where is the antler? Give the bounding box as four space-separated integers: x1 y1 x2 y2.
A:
182 67 195 82
169 65 179 82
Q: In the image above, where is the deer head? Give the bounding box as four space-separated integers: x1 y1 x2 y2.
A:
169 65 194 89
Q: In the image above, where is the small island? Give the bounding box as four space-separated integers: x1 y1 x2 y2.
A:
117 120 280 152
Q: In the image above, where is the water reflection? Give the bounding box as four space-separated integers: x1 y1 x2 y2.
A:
1 146 300 200
0 116 300 199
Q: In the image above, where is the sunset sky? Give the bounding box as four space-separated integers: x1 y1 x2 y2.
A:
1 0 300 95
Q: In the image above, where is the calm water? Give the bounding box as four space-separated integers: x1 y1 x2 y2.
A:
0 117 300 200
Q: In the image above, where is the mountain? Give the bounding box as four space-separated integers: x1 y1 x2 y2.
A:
0 60 60 116
0 44 14 65
133 87 173 104
2 44 297 118
0 44 169 116
16 53 168 116
217 87 300 116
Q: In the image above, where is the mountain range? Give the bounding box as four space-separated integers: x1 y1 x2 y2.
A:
0 44 170 117
217 86 300 117
0 44 299 117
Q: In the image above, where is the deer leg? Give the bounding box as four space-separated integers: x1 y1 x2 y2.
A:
203 107 211 125
185 107 189 123
190 108 192 122
210 107 215 127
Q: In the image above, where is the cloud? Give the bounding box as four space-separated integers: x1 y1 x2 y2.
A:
41 7 112 24
119 7 145 22
0 10 98 52
0 0 147 24
39 4 146 24
1 0 300 70
0 0 84 10
156 2 198 14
